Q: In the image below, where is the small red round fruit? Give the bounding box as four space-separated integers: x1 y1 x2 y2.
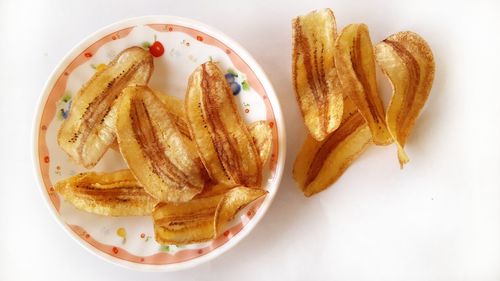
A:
149 41 164 57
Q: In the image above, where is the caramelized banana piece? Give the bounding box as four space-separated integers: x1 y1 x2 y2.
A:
54 170 157 216
153 194 223 245
186 62 262 187
292 8 343 141
334 24 392 145
58 47 153 168
374 31 435 167
153 186 267 245
116 86 206 202
293 97 372 196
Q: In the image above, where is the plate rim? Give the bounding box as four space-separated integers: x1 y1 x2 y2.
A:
32 15 286 271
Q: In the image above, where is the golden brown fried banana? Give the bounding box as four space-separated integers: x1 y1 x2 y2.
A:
374 31 435 167
292 8 344 141
153 186 267 245
153 194 223 245
116 86 206 202
54 170 157 216
58 47 153 168
334 24 392 145
293 97 372 196
185 62 262 187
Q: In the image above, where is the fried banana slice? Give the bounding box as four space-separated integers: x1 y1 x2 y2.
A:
248 121 273 165
292 8 343 141
186 62 262 187
58 47 153 168
153 186 267 245
214 187 267 236
116 86 206 202
374 31 435 168
293 97 372 196
153 194 223 245
334 24 392 145
155 93 273 164
54 170 157 216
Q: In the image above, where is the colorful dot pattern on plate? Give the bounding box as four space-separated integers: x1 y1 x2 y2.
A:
36 21 280 267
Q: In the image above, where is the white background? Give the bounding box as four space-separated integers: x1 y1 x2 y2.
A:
1 0 499 280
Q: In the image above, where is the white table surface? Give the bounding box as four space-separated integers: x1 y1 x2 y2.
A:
1 0 500 280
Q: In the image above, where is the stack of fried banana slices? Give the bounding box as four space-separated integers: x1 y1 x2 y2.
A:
55 47 272 245
292 9 435 196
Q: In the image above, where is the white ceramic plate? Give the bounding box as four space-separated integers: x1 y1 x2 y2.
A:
33 16 285 271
